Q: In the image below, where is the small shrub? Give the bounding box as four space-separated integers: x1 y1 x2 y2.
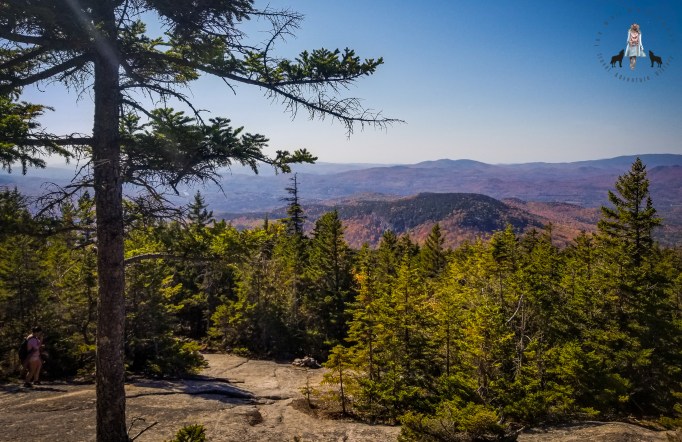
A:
299 369 319 408
230 347 251 358
399 401 513 442
659 399 682 429
129 336 206 378
165 424 206 442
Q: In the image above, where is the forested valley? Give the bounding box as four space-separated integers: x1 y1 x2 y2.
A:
1 158 681 441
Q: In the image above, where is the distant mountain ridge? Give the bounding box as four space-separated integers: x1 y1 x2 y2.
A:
2 154 681 245
217 154 680 211
312 154 681 209
2 154 680 210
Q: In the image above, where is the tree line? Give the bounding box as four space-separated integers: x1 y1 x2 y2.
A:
1 158 681 439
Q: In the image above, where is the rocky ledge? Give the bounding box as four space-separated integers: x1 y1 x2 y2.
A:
0 354 679 441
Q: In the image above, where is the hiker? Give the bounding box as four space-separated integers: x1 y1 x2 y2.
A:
22 326 43 387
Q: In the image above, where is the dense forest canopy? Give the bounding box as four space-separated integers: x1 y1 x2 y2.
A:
1 158 681 440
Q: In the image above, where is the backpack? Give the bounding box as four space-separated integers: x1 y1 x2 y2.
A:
18 338 30 362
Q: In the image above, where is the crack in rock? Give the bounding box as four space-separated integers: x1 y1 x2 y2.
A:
226 359 249 370
259 394 291 401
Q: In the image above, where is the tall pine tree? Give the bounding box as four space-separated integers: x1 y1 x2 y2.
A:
420 223 447 279
303 210 355 356
596 158 673 415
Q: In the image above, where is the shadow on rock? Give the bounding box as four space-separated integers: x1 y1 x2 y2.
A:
127 376 255 404
0 383 68 394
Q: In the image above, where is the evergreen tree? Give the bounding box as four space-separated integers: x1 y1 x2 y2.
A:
303 210 355 356
163 196 227 340
419 223 447 279
341 246 384 420
323 344 353 415
342 246 437 422
392 252 438 395
213 223 301 357
561 231 599 332
0 187 36 238
282 174 305 237
0 191 50 337
598 157 661 268
187 191 214 228
376 230 401 286
553 232 606 412
597 157 663 333
501 227 581 422
460 240 515 407
41 195 99 377
0 94 68 172
595 158 674 415
0 235 50 340
277 175 309 339
490 225 520 310
431 243 478 396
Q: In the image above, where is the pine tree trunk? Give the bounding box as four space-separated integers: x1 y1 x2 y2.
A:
92 3 126 440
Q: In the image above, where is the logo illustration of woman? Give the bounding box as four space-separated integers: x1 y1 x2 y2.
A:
625 23 645 70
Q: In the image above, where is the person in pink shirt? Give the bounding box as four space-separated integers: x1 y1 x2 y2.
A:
23 326 43 387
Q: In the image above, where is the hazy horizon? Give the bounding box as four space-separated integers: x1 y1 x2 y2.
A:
2 152 678 180
13 0 682 167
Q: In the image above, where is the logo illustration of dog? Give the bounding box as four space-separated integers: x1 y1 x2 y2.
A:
649 50 663 67
610 49 625 67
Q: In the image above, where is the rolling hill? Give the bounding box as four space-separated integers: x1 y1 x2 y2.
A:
220 193 600 248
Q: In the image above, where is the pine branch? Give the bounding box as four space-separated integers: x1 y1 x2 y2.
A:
0 53 91 93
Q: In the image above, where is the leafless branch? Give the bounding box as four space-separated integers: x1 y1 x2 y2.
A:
506 295 524 324
35 180 94 217
128 417 158 441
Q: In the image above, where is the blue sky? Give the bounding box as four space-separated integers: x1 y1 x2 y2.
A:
20 0 682 165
